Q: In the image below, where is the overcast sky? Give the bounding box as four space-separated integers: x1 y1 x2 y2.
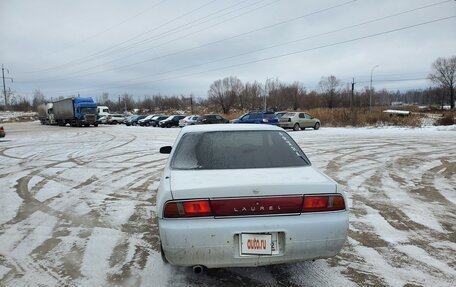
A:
1 0 455 101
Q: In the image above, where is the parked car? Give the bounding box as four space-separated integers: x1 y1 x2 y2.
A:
138 115 156 126
106 114 125 125
157 124 348 270
0 126 5 138
279 112 320 131
233 112 278 125
179 115 199 127
150 115 169 127
159 115 186 128
274 111 288 119
125 115 146 126
98 115 108 124
197 114 229 124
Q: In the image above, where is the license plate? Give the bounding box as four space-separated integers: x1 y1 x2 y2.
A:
240 233 279 256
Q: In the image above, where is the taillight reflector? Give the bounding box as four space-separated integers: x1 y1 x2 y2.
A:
164 195 345 218
302 195 345 212
164 200 213 218
211 196 303 216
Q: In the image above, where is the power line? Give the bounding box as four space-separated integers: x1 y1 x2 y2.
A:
38 0 450 84
22 0 356 83
95 0 261 58
57 0 221 67
18 0 218 75
50 15 455 95
21 0 277 81
46 0 169 57
351 78 429 85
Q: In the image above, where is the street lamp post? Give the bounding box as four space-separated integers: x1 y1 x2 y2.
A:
370 65 379 111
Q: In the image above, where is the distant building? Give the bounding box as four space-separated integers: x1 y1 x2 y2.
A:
391 101 403 106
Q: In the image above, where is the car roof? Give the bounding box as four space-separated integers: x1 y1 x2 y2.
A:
181 123 282 133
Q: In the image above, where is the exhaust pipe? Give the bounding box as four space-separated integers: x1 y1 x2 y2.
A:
192 265 204 274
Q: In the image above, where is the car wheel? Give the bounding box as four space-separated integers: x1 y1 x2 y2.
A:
293 123 300 131
314 122 320 130
93 123 98 127
132 122 137 126
167 124 171 128
160 244 168 264
112 121 118 125
145 122 150 127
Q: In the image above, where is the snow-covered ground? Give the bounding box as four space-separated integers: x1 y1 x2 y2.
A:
0 122 455 286
0 112 37 123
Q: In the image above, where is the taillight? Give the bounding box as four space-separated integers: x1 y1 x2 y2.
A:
164 200 213 218
164 195 345 218
302 195 345 212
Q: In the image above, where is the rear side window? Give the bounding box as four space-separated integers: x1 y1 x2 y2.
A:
284 113 295 117
171 131 310 170
299 113 305 118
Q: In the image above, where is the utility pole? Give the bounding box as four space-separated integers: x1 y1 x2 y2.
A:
351 78 355 111
370 65 379 111
2 64 7 109
2 65 13 110
263 78 269 112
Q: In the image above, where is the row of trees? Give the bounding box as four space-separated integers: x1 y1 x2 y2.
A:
4 56 455 113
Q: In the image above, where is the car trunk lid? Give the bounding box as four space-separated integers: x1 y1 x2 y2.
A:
169 167 337 200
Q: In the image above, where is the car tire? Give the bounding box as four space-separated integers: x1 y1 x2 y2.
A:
145 122 150 127
314 122 320 130
93 123 98 127
293 123 300 131
112 121 118 125
160 244 168 264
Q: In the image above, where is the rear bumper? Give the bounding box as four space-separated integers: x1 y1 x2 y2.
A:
159 211 348 268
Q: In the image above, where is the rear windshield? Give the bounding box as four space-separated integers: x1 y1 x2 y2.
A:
171 131 310 170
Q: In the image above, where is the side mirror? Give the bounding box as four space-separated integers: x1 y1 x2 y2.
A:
160 146 172 154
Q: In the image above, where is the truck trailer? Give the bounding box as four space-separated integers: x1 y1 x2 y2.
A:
53 97 98 127
37 103 56 125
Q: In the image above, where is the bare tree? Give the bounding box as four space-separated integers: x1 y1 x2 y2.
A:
319 75 341 109
32 89 46 110
208 76 241 114
242 81 262 110
264 78 280 111
429 55 456 110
